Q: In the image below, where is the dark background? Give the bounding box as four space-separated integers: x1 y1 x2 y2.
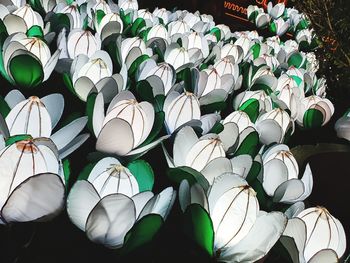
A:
0 0 349 262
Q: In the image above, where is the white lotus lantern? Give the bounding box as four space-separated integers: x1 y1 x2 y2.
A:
153 7 171 25
282 207 346 262
233 90 273 115
182 32 209 58
255 108 293 145
69 50 122 102
260 144 313 204
163 126 239 172
194 68 234 102
168 20 190 37
179 174 287 262
164 91 201 134
59 3 82 29
93 91 165 157
223 111 253 133
296 95 334 129
164 45 190 71
118 0 138 12
66 29 101 59
146 24 169 43
0 32 61 87
10 4 44 32
0 138 65 224
137 59 175 95
94 12 123 36
270 17 290 36
67 157 176 248
3 90 89 159
120 36 147 65
216 43 244 63
267 2 285 19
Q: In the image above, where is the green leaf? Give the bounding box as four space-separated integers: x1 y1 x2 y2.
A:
234 131 259 157
154 95 165 113
136 80 155 102
27 25 44 39
303 108 323 129
122 214 163 255
269 22 277 34
86 93 97 132
62 159 71 186
63 73 78 96
239 98 259 122
9 54 44 88
250 43 261 59
177 68 194 93
210 27 221 42
127 160 154 192
128 55 150 77
288 53 303 68
209 122 224 134
183 204 214 257
167 166 209 191
131 18 146 37
250 179 271 211
5 134 33 147
0 95 11 118
77 162 96 181
95 10 106 25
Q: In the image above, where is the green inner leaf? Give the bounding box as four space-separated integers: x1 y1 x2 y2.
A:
0 95 11 118
303 108 324 129
234 131 259 157
9 54 44 88
62 159 71 186
27 25 44 39
183 204 214 257
121 214 164 255
239 98 259 122
86 93 97 133
127 159 154 192
77 162 96 181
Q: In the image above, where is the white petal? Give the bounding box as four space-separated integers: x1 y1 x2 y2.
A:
173 126 198 167
4 89 25 109
51 117 88 150
67 180 100 231
85 194 136 248
220 212 287 263
201 157 233 185
2 173 64 223
41 93 64 129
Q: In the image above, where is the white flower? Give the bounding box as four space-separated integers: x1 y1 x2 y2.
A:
94 13 123 36
164 45 190 71
179 174 287 262
255 108 293 145
3 90 89 159
58 3 82 29
118 0 138 12
164 91 201 134
69 50 122 102
267 2 285 19
270 17 290 36
0 138 65 224
260 144 313 204
11 4 44 31
146 24 169 43
137 59 175 95
1 32 60 86
282 207 346 262
168 20 190 37
233 90 273 115
153 7 171 24
93 91 165 156
67 157 176 248
121 37 147 65
296 96 334 128
66 29 101 59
